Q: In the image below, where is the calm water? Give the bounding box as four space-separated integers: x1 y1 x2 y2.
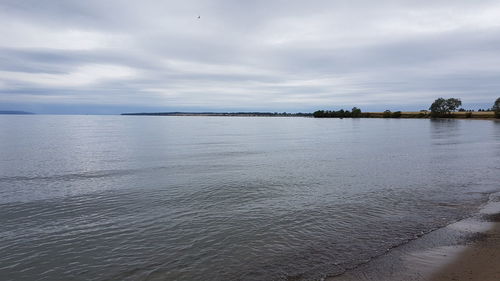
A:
0 116 499 281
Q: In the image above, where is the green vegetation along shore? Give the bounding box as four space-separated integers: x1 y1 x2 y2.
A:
367 111 495 119
313 110 496 119
314 97 500 119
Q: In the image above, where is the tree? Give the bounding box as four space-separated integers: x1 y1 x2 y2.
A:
429 98 446 116
493 97 500 118
445 98 462 112
383 110 392 118
351 107 362 117
313 110 325 118
429 98 462 117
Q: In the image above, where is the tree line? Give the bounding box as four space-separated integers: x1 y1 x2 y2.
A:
313 108 406 118
313 97 500 119
429 97 500 118
313 107 362 118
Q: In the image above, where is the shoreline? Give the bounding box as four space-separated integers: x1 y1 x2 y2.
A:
121 111 498 120
430 221 500 281
327 192 500 281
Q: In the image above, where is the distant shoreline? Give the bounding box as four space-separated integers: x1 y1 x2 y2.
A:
121 112 312 117
364 111 496 119
0 110 34 115
121 111 497 119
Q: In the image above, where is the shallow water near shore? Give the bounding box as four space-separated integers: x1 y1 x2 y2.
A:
328 191 500 281
0 116 499 281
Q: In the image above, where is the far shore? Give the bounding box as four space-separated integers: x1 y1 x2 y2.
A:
121 112 312 117
121 111 497 119
365 111 496 119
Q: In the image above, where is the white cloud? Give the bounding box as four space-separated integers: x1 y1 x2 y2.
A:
1 0 500 112
0 64 137 87
0 19 127 50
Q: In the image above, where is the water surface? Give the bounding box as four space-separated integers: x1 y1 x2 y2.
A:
0 116 499 281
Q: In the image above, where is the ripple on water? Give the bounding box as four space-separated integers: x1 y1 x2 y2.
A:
0 116 499 281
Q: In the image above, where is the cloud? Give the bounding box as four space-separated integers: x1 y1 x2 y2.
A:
0 22 125 50
1 0 500 113
0 64 137 87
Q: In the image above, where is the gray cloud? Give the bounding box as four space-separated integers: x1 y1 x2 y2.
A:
1 0 500 113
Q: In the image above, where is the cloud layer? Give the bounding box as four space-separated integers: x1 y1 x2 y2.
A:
1 0 500 113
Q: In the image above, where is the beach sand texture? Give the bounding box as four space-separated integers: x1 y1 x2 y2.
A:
430 219 500 281
328 196 500 281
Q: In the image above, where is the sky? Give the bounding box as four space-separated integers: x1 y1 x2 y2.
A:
1 0 500 114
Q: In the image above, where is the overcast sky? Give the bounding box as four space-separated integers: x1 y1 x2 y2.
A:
1 0 500 114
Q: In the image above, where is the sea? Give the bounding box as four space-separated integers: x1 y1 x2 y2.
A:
0 115 499 281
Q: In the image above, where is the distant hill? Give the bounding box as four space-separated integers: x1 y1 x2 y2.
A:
0 110 34 115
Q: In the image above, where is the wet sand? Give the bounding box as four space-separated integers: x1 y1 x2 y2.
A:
430 221 500 281
327 195 500 281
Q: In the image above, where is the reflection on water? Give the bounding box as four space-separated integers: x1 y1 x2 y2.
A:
430 118 461 139
0 116 499 281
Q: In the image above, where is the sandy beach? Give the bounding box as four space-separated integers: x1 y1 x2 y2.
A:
328 194 500 281
430 221 500 281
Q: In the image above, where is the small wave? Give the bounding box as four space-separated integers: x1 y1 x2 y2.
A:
0 165 184 183
0 169 137 183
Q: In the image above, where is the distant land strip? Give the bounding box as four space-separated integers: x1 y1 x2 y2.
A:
121 111 497 119
365 111 496 119
313 111 497 119
121 112 312 117
0 110 34 115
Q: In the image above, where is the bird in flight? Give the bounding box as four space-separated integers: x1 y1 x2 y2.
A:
197 15 200 19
